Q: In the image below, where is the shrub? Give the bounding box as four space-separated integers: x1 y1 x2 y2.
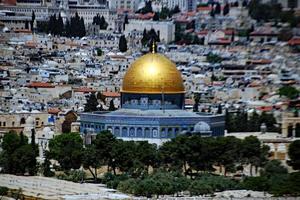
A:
242 176 270 191
0 186 9 196
189 180 213 196
57 170 86 182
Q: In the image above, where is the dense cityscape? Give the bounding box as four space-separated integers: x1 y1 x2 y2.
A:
0 0 300 199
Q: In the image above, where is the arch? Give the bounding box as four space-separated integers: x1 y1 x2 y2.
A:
136 127 143 138
168 128 173 138
122 127 128 137
114 127 120 137
144 128 150 138
161 128 166 138
129 127 135 137
152 128 158 138
174 128 179 137
20 117 26 125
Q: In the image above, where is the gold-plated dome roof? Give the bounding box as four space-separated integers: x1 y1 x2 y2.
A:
121 53 185 94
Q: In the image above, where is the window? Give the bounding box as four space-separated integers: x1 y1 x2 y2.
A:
12 121 15 127
3 122 6 127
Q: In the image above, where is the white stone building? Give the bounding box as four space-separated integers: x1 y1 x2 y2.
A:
161 0 196 12
124 20 175 43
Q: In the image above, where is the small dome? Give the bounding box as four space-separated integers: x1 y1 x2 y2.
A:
194 121 211 133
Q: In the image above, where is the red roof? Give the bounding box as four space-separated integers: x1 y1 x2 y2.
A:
224 29 235 35
288 37 300 46
209 38 231 45
27 82 54 88
138 12 155 20
185 99 194 105
102 91 120 98
197 6 211 12
257 106 273 112
197 30 209 35
249 59 272 65
48 108 61 115
14 29 32 34
74 87 96 93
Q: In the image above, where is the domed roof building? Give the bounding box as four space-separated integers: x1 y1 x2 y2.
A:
193 122 212 137
80 49 224 145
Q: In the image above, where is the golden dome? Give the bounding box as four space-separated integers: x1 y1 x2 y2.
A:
121 53 185 94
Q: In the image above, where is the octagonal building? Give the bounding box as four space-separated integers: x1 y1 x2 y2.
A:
80 51 224 145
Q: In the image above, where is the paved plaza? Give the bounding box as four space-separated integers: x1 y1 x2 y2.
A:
0 174 130 200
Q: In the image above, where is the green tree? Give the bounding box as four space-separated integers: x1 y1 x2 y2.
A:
206 53 222 63
12 144 38 175
42 151 55 177
214 136 242 176
84 92 99 112
217 104 222 114
248 110 260 132
57 13 64 36
93 131 118 174
261 160 288 178
134 141 158 174
48 132 83 171
96 48 103 56
0 131 21 174
153 12 159 21
0 187 9 197
171 5 180 15
214 2 221 15
25 20 29 29
119 35 128 52
31 11 35 30
223 3 230 16
160 7 170 19
193 94 199 112
189 180 213 196
242 176 270 191
241 136 269 176
138 0 152 14
278 86 299 99
82 144 102 181
159 135 190 174
186 136 216 174
288 140 300 170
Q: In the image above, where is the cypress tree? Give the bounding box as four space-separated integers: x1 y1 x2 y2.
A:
109 99 116 111
84 92 99 112
119 35 128 52
31 11 35 30
153 12 160 21
25 20 29 29
223 3 230 16
57 13 64 36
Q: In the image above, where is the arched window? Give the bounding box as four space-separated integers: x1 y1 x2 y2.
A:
168 128 173 138
152 128 158 138
145 128 150 138
122 127 128 137
129 127 135 137
137 127 143 137
114 127 120 137
20 117 26 125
